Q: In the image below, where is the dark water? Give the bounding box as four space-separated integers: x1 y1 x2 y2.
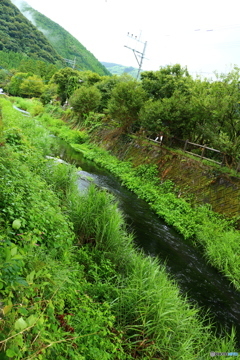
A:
54 140 240 348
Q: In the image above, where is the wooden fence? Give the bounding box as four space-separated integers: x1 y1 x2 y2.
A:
183 140 225 165
149 136 231 167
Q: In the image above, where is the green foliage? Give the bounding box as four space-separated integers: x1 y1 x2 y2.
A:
141 64 190 100
189 69 240 162
70 86 102 121
37 111 89 145
0 96 238 359
19 74 45 97
18 58 59 81
50 67 82 104
134 163 159 184
107 79 147 132
0 67 10 89
7 72 30 96
96 75 123 111
77 70 102 86
40 83 59 105
0 0 62 64
139 99 164 133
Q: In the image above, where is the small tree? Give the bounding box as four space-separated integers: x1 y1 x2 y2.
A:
40 83 58 105
69 86 101 122
7 72 30 96
50 67 82 104
107 80 146 132
20 75 45 97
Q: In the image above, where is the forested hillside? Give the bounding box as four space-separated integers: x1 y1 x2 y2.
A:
0 0 62 64
12 0 111 76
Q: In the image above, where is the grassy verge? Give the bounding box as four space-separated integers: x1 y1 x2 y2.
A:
0 98 238 359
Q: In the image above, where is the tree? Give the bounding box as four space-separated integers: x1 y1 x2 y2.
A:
50 67 82 104
139 99 163 134
188 68 240 162
69 86 101 121
96 75 130 112
40 83 58 105
77 70 102 86
7 72 31 96
141 64 191 100
140 91 194 139
107 80 147 133
20 75 45 97
0 68 10 90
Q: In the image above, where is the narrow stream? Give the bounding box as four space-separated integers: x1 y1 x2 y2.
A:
54 140 240 347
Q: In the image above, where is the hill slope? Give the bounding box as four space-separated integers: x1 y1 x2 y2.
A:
101 61 143 78
0 0 62 64
12 0 111 76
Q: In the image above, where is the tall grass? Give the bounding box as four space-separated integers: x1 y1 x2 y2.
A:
65 182 237 359
1 96 238 358
69 142 240 293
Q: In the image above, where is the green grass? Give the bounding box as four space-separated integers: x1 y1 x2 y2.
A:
0 97 239 359
12 98 240 293
13 98 240 292
65 183 238 359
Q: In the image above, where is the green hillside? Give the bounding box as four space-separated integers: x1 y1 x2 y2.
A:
12 0 111 76
101 61 143 78
0 0 62 64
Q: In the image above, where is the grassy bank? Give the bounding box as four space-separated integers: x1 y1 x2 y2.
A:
10 97 240 291
19 99 240 293
0 98 238 359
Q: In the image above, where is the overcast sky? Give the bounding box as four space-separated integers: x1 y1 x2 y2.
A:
12 0 240 77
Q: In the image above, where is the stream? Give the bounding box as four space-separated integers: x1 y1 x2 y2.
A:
54 139 240 347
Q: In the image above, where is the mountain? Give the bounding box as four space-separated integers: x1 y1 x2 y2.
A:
11 0 111 76
101 62 143 78
0 0 62 64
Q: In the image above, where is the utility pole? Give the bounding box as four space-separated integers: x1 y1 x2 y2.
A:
124 33 147 80
63 56 76 69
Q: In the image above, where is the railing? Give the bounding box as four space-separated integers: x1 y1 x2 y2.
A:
149 136 225 166
183 140 225 165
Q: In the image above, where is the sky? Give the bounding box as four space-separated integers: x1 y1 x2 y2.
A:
11 0 240 78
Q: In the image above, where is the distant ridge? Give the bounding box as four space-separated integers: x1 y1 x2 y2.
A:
11 0 111 76
101 61 143 78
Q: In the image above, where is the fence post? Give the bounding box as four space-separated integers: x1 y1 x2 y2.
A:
184 139 188 152
201 144 206 159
